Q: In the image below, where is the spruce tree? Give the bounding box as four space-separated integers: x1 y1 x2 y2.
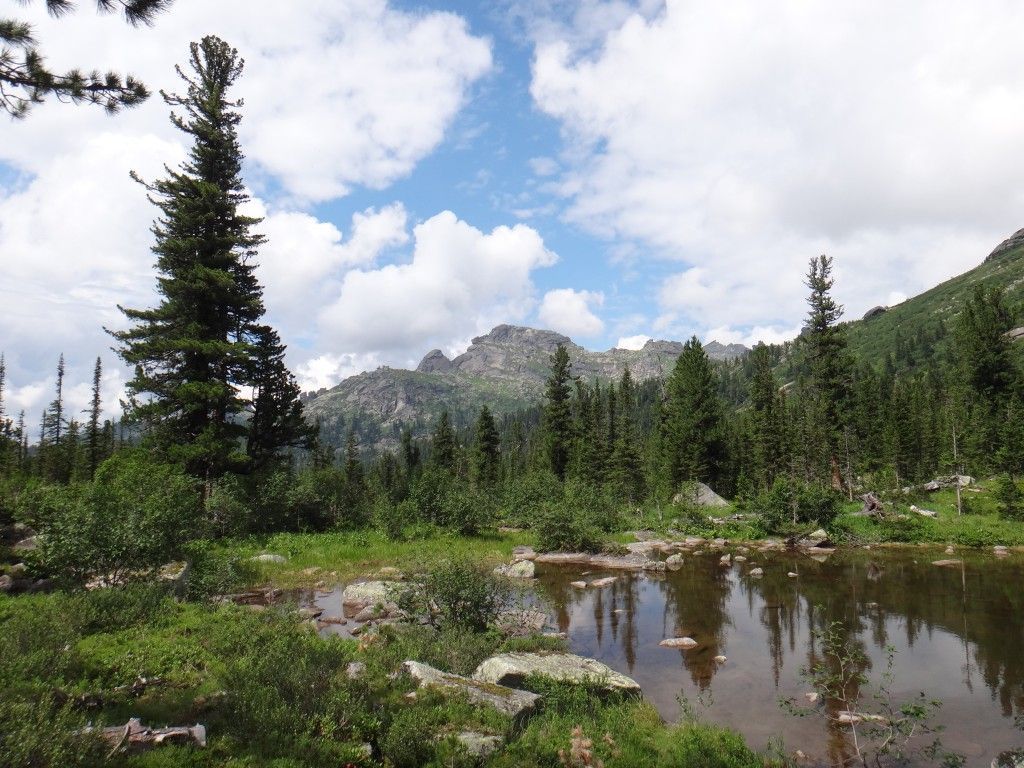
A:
659 337 724 493
247 327 315 469
113 37 305 488
85 356 103 478
472 405 500 487
609 367 645 501
748 343 781 490
430 411 459 472
543 344 574 480
800 255 852 487
342 429 367 522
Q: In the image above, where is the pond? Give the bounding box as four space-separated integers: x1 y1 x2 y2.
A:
536 546 1024 766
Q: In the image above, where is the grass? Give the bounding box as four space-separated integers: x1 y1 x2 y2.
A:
222 528 535 587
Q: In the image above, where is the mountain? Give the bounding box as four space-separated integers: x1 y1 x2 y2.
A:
844 229 1024 367
302 325 748 449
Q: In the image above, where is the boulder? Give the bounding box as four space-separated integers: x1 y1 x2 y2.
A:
931 559 962 568
250 553 286 564
910 505 937 518
787 572 798 578
993 749 1024 768
495 609 548 636
719 554 731 565
342 580 404 615
923 475 973 492
673 482 729 508
159 561 190 596
0 574 12 593
659 637 698 649
512 546 537 562
570 580 588 589
493 560 535 579
589 576 617 588
345 662 365 680
714 655 727 664
472 653 641 696
402 661 540 720
13 535 38 552
534 552 592 565
665 554 684 569
863 305 887 321
748 567 764 578
455 731 504 759
733 555 747 562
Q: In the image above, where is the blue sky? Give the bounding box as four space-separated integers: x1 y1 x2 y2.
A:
3 0 1024 419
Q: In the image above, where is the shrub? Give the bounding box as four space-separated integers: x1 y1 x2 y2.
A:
751 478 841 535
411 467 487 535
500 469 562 527
996 474 1024 521
0 696 107 768
533 497 603 552
182 539 256 601
34 450 202 586
877 513 932 543
663 724 764 768
403 557 514 632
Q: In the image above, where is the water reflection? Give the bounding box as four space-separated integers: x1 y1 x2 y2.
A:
536 548 1024 766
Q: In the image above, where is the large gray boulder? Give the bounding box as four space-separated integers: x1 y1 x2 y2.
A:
342 580 405 615
672 482 729 508
402 661 540 720
493 560 535 579
454 732 504 759
472 652 641 695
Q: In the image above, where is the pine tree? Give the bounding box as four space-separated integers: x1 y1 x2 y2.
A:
659 337 725 493
609 367 645 501
748 343 781 490
430 411 459 472
113 37 302 490
543 344 574 480
85 357 103 478
1 0 170 118
801 255 852 487
472 405 500 487
341 429 367 523
247 327 315 469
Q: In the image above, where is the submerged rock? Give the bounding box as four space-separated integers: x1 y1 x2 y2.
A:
589 576 617 588
659 637 698 649
342 580 405 615
493 560 535 579
472 652 641 695
931 559 962 568
402 661 540 720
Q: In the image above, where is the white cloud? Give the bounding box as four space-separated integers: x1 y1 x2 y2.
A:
615 334 650 350
538 288 605 337
529 156 560 176
702 325 802 348
3 0 493 200
530 1 1024 335
295 353 386 392
319 211 558 355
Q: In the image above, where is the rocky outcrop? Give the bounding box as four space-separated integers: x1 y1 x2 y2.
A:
987 227 1024 262
863 305 887 321
673 482 729 508
472 652 641 695
402 661 540 720
416 349 452 373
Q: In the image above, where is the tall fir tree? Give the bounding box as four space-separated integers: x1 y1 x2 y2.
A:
430 411 459 473
471 405 500 487
748 343 782 490
113 37 306 489
800 255 853 487
543 344 574 480
85 356 103 478
609 367 645 501
659 337 725 494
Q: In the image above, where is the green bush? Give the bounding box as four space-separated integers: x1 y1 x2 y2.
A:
0 696 107 768
411 467 488 535
995 474 1024 521
662 723 765 768
751 478 841 535
533 497 603 552
33 450 201 586
405 557 513 632
877 513 932 543
500 469 562 527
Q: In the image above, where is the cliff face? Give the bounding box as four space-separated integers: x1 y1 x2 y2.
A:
302 324 748 449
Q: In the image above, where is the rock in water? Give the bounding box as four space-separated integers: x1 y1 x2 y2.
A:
402 661 540 720
472 652 641 695
931 559 962 568
341 580 405 615
588 576 617 588
570 580 588 589
665 553 684 569
493 560 535 579
748 567 764 577
659 637 698 649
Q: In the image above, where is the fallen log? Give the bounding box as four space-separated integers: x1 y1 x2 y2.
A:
83 718 206 755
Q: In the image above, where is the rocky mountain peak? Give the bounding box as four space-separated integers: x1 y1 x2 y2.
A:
986 227 1024 262
416 349 452 373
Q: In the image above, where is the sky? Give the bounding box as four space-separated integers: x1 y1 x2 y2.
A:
3 0 1024 424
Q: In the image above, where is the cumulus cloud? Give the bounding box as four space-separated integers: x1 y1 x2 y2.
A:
615 334 650 350
530 1 1024 336
319 211 558 355
538 288 605 337
3 0 493 199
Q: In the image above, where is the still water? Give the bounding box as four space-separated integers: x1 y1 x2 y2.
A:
536 548 1024 767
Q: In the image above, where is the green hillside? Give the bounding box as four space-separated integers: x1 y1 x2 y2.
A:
843 241 1024 369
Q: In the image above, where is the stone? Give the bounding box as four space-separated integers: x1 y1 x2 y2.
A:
158 561 190 596
416 349 452 373
402 661 540 720
931 559 962 568
659 637 698 649
748 567 764 577
665 554 684 569
863 305 887 321
807 529 829 543
910 505 937 518
733 555 747 562
589 576 617 588
342 580 405 615
803 691 820 704
297 606 323 621
377 566 402 578
512 546 537 562
494 560 535 579
672 482 729 508
0 574 12 593
945 546 955 555
13 535 38 552
993 749 1024 768
495 609 547 635
250 553 286 564
472 652 641 696
570 580 588 589
455 731 504 759
632 530 658 541
346 662 366 680
719 554 732 565
534 552 592 565
714 655 727 664
787 572 798 578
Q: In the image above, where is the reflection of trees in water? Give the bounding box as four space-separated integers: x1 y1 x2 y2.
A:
658 556 735 690
607 575 641 671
